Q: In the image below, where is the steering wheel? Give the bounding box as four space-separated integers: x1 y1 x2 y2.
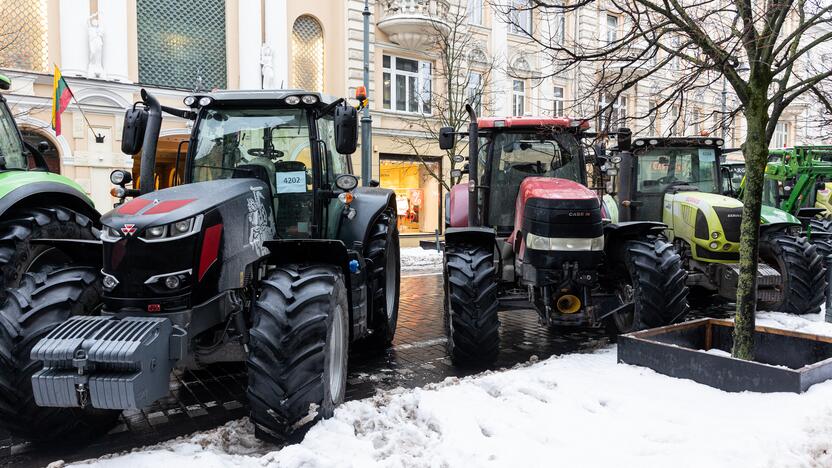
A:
510 162 545 174
657 175 678 184
247 148 285 160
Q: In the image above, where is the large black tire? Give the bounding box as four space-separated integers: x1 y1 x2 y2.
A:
0 266 119 442
0 206 96 302
445 244 500 366
809 217 832 234
759 234 825 315
247 265 349 443
609 239 689 334
363 208 400 349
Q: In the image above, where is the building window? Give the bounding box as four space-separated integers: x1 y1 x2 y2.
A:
467 72 483 115
382 55 432 114
509 0 532 35
773 122 790 148
553 4 566 45
598 93 627 131
553 86 565 116
0 0 48 72
606 14 618 44
467 0 483 25
292 15 325 92
380 156 442 235
668 106 680 136
137 0 226 89
513 80 525 116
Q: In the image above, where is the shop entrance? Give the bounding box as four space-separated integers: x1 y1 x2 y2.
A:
379 155 443 235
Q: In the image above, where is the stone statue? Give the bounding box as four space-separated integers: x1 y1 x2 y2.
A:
87 13 105 79
260 43 274 89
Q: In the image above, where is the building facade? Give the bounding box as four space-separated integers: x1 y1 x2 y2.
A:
0 0 826 244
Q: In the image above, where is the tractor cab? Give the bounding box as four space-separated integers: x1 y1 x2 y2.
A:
0 74 51 172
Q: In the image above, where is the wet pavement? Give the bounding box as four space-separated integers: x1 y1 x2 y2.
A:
0 272 723 466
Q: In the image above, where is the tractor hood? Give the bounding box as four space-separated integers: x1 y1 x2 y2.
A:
102 179 270 233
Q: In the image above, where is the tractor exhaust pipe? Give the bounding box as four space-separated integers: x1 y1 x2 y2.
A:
139 89 162 195
466 104 479 227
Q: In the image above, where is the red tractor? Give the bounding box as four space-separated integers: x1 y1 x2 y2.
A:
438 107 689 366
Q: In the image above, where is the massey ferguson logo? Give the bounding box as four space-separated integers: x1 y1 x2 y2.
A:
121 224 137 236
568 212 591 217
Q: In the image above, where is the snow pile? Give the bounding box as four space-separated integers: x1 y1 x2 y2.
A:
68 311 832 468
400 247 442 273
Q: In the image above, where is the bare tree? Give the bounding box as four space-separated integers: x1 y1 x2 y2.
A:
503 0 832 359
393 3 497 191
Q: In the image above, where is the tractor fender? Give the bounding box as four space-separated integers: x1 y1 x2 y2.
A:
339 187 396 249
445 226 496 250
0 180 100 225
760 222 801 237
29 239 103 266
603 221 667 241
263 239 364 340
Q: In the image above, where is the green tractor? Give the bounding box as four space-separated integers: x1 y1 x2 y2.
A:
607 136 825 314
0 74 99 299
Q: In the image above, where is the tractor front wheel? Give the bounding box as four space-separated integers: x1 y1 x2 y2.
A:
0 206 97 302
363 208 400 349
609 239 689 334
445 244 500 366
0 266 119 442
247 264 349 443
759 234 825 315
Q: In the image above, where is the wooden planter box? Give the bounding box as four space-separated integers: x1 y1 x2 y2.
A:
618 318 832 393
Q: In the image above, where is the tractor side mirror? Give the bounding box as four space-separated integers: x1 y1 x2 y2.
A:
121 105 148 155
334 104 358 155
37 141 49 153
369 179 380 187
616 127 632 151
439 127 456 150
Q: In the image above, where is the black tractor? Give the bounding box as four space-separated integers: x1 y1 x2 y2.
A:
0 89 400 443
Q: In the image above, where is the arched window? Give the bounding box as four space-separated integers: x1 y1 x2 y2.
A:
0 0 49 72
292 15 324 92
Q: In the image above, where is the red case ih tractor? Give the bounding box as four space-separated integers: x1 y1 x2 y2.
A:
438 107 689 366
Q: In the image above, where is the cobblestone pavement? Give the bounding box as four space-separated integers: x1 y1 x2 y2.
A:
1 273 724 466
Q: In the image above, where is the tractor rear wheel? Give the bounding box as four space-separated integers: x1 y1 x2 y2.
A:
0 206 96 302
610 239 689 334
247 264 349 443
810 218 832 234
0 266 120 442
445 244 500 366
759 234 825 315
363 208 400 349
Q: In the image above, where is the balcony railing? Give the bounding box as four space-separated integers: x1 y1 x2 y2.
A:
377 0 451 49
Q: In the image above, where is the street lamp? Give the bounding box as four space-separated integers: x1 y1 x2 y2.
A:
361 0 373 186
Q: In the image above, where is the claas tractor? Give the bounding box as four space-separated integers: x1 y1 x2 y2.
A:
608 136 825 314
0 89 400 443
0 74 100 301
437 107 689 366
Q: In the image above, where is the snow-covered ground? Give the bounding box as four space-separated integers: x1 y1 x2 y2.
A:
65 310 832 468
400 247 442 274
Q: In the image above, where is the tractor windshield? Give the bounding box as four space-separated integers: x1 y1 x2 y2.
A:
486 131 582 229
635 147 719 195
0 102 25 170
191 107 313 190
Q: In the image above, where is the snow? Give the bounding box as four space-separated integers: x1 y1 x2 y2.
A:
66 310 832 468
400 247 442 274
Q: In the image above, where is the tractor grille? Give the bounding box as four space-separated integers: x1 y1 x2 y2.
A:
714 207 743 242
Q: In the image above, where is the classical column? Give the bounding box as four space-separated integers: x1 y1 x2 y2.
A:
265 0 289 89
98 0 131 83
238 0 263 89
59 0 90 77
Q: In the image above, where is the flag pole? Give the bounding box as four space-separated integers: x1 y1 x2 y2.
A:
66 87 105 143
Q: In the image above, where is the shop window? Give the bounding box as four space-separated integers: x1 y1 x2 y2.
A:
0 0 48 72
380 156 442 235
292 15 324 92
382 55 432 114
137 0 226 89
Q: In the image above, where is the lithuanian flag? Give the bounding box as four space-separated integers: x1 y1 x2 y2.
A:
51 66 72 136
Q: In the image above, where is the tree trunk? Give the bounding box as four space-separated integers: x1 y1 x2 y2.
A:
732 92 770 360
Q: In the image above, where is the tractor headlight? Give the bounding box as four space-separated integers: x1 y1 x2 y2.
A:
709 241 719 249
285 96 301 105
711 231 720 239
526 233 604 251
198 97 213 107
140 216 200 241
301 95 318 105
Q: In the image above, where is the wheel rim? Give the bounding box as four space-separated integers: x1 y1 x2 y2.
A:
614 283 635 330
328 305 345 402
384 241 398 319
